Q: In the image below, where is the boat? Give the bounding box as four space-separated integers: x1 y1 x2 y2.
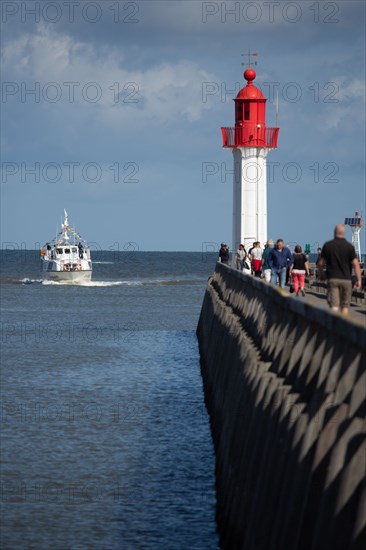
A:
40 209 92 283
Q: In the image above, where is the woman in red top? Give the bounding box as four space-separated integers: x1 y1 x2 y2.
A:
250 242 263 278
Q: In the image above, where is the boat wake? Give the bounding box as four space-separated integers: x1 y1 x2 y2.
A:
20 277 205 287
21 278 43 284
42 279 140 287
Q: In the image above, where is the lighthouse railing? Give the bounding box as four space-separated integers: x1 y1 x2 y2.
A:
221 127 279 148
266 127 280 148
221 127 236 147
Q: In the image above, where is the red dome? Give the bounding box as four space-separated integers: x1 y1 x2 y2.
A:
236 68 265 100
236 85 265 99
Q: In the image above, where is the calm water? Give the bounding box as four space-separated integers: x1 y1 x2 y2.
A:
0 251 219 549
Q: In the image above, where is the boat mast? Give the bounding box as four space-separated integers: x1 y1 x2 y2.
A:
62 209 69 243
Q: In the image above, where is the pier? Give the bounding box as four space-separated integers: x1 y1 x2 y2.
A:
197 263 365 550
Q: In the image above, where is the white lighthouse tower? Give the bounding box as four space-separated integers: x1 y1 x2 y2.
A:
221 66 279 252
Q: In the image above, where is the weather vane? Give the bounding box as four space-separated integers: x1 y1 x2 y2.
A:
241 50 259 68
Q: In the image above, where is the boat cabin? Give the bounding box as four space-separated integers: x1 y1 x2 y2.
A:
43 244 91 272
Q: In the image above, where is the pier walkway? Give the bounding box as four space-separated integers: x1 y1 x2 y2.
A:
300 287 366 322
277 276 366 322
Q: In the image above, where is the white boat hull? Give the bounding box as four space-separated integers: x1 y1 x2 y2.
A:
42 270 92 283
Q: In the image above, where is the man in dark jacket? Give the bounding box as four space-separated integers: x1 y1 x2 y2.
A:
268 239 293 288
317 224 361 315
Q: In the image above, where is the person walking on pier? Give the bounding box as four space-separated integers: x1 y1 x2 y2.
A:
268 239 293 288
234 244 245 270
219 243 230 265
315 247 322 279
261 240 274 282
234 244 251 274
248 241 257 274
289 245 309 296
317 224 362 315
251 241 263 277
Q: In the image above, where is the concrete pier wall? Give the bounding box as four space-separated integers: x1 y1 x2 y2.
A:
197 263 366 550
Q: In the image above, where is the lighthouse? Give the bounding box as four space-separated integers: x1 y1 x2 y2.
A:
221 67 279 252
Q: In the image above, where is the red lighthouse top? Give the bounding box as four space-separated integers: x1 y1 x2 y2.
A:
221 67 279 148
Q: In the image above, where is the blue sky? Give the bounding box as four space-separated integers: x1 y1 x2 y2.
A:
1 0 365 252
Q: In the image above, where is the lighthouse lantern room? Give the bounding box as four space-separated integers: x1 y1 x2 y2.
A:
221 66 279 252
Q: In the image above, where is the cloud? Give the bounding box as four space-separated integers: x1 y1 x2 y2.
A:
2 26 217 124
321 77 365 130
330 77 365 102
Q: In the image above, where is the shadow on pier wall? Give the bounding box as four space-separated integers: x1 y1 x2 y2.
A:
197 263 366 550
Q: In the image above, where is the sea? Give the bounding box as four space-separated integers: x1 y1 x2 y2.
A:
0 250 220 550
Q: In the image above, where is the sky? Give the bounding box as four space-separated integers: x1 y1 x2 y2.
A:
1 0 365 252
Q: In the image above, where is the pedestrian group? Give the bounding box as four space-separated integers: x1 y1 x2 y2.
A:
221 239 306 293
219 225 362 315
